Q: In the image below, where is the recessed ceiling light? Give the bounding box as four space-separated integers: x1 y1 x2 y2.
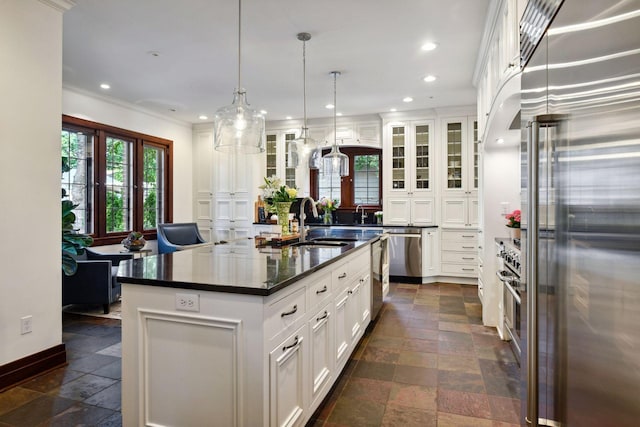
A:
390 108 397 112
286 116 293 120
403 97 413 103
336 112 343 116
325 104 335 109
260 110 268 115
421 42 438 51
496 138 505 144
198 115 208 120
100 83 110 90
423 75 437 82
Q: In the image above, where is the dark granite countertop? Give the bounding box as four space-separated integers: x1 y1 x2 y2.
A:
117 229 383 296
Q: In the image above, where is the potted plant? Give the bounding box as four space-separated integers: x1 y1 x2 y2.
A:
62 157 93 275
505 209 521 240
317 197 339 225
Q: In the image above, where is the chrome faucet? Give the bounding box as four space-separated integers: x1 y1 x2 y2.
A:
299 197 318 242
355 205 366 224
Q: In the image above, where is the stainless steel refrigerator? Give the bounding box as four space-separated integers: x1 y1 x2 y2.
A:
520 0 640 425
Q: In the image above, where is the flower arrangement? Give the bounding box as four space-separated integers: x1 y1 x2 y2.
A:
317 197 339 212
505 209 521 228
271 185 298 203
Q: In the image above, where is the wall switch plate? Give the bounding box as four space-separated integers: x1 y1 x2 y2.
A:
21 315 32 334
500 202 510 215
175 293 200 312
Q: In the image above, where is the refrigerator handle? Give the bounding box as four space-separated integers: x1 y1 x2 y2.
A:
526 120 539 427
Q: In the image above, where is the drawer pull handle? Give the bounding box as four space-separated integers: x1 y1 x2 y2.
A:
316 285 328 295
462 257 474 260
462 246 475 249
338 273 347 279
462 235 474 238
462 268 475 271
282 335 299 352
317 311 328 322
281 305 298 317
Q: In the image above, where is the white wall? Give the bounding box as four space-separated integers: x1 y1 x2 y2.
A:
0 0 66 365
62 89 194 222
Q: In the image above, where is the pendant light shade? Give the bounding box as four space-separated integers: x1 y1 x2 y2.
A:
323 71 349 176
214 0 265 153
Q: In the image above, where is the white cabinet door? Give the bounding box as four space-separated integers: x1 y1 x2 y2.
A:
269 326 307 427
422 229 440 277
308 305 333 412
348 280 362 343
359 273 371 327
383 120 435 226
333 287 350 372
193 130 214 241
442 198 468 227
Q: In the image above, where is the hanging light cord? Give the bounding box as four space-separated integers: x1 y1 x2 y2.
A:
302 39 307 127
237 0 242 90
333 71 338 146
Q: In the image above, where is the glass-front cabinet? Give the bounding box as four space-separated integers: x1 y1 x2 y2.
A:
383 120 435 226
265 134 277 178
441 116 479 228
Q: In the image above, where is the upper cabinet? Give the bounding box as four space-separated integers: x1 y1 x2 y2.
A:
441 116 479 228
383 120 436 226
475 0 525 137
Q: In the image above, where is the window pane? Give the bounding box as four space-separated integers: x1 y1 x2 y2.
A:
61 128 94 234
106 136 133 233
354 155 380 205
318 169 341 204
143 145 165 230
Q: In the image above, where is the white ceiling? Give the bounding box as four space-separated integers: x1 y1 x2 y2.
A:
62 0 490 124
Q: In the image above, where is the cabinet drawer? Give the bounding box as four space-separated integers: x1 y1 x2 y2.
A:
332 248 370 291
308 276 332 311
441 230 478 242
442 241 478 252
441 252 478 264
266 287 306 342
441 263 478 276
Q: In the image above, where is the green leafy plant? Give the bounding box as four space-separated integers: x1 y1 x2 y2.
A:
62 158 93 276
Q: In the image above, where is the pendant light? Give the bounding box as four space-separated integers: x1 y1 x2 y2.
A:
290 32 321 170
214 0 265 154
322 71 349 176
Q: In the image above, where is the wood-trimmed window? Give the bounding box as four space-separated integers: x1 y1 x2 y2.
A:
310 147 382 211
62 115 173 245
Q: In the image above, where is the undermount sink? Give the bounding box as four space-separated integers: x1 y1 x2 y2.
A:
291 241 348 248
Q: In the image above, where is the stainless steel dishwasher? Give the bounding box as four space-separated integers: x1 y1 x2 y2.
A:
385 227 422 282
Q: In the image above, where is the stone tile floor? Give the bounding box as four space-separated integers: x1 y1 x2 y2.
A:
0 282 521 426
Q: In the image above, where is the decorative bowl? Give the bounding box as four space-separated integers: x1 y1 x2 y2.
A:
122 232 146 251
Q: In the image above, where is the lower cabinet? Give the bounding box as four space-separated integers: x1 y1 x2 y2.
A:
309 304 333 413
269 326 307 427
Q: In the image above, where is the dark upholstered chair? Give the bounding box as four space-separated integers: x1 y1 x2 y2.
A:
62 248 133 314
157 222 208 254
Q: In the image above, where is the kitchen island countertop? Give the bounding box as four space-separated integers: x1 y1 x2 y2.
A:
117 228 382 296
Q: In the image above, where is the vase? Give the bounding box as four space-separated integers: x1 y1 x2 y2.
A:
275 202 293 236
323 212 333 225
509 227 521 240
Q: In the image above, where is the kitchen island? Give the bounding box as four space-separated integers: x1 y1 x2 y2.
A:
117 230 381 427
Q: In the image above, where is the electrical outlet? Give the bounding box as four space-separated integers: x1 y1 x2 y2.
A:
21 315 32 334
175 293 200 312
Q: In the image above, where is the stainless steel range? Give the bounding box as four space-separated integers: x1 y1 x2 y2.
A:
496 238 522 364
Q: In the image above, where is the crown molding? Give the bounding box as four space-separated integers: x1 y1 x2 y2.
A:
63 84 192 129
38 0 76 12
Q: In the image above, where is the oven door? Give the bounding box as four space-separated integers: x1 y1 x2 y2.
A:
497 270 522 363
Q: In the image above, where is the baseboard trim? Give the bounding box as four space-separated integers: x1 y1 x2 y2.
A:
0 344 67 392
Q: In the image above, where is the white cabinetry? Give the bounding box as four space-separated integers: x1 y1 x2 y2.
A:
383 120 436 226
269 326 307 427
441 117 479 228
122 245 372 427
422 228 440 278
193 128 215 241
440 230 479 278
